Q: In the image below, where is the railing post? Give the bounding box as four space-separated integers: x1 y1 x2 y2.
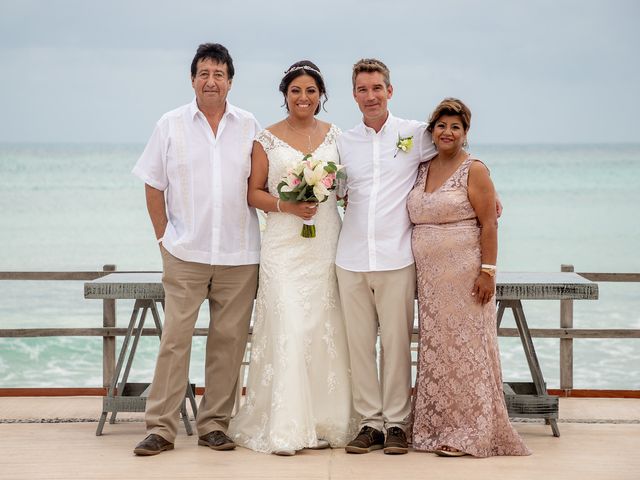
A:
560 264 574 392
102 264 117 390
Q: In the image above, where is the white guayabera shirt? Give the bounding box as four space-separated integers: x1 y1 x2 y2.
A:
133 99 262 265
336 113 437 272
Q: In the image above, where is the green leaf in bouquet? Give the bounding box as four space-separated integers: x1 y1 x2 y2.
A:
324 162 338 174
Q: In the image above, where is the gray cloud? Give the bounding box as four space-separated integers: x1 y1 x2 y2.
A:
1 0 639 143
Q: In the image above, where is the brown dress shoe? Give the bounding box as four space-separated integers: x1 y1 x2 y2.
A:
133 434 174 456
198 430 236 451
345 426 385 454
384 427 408 454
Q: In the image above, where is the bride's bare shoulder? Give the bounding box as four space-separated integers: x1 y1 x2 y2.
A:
266 121 287 137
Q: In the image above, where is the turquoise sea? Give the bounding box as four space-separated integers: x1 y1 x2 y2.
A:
0 143 639 389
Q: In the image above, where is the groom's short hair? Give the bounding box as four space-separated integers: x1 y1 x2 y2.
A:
352 58 391 89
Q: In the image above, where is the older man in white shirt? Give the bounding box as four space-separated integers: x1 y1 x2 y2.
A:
337 59 437 455
132 43 261 456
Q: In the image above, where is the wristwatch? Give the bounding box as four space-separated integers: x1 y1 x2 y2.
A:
480 264 496 277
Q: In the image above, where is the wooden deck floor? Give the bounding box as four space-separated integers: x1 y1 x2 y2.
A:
1 397 639 480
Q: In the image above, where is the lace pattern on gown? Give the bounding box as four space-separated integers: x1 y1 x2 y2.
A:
227 124 358 453
408 156 530 457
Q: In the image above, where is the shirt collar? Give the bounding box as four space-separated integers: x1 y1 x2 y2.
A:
358 111 395 135
189 98 239 121
189 98 200 119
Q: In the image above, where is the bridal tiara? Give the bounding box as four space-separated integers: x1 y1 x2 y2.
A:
283 65 323 78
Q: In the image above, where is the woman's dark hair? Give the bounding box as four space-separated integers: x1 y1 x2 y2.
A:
190 43 234 80
279 60 328 115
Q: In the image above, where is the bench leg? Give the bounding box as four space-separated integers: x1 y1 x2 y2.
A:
110 300 151 425
547 418 560 437
95 411 108 436
180 399 193 435
103 300 143 429
186 384 198 420
496 301 506 330
511 300 560 437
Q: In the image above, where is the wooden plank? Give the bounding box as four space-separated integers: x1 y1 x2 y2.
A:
547 389 640 398
84 275 164 299
0 272 106 281
0 388 107 396
2 327 639 339
102 265 116 390
560 264 574 390
496 272 598 300
83 271 601 300
0 328 211 337
505 394 559 418
498 328 640 338
0 271 160 281
1 387 638 398
502 383 516 395
578 272 640 282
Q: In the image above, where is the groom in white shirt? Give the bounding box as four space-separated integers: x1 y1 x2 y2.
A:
336 58 437 455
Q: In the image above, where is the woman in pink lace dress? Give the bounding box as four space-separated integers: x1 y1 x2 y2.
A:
408 98 530 457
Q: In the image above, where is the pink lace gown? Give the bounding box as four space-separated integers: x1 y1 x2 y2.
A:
407 156 530 457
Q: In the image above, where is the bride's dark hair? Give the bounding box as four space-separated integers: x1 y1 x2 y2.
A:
279 60 328 115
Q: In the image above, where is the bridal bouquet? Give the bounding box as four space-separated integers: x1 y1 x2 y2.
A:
277 154 346 238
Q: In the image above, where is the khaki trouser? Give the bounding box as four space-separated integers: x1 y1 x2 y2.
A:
145 247 258 442
336 264 416 432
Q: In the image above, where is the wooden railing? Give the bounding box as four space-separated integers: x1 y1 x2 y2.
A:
1 264 639 394
554 265 640 391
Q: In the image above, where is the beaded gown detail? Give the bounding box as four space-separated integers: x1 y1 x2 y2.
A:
228 125 358 453
407 156 530 457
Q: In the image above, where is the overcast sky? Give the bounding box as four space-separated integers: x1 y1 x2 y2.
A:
1 0 639 144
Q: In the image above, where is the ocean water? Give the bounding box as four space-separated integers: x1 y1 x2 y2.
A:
0 143 639 389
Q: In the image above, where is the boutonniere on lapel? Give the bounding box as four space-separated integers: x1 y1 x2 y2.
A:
394 134 414 157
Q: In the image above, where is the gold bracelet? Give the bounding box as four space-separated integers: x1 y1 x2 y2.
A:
276 199 282 212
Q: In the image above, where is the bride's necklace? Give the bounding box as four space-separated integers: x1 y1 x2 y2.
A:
286 118 319 152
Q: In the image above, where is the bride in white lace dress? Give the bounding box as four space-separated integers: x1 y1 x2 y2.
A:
227 61 357 455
